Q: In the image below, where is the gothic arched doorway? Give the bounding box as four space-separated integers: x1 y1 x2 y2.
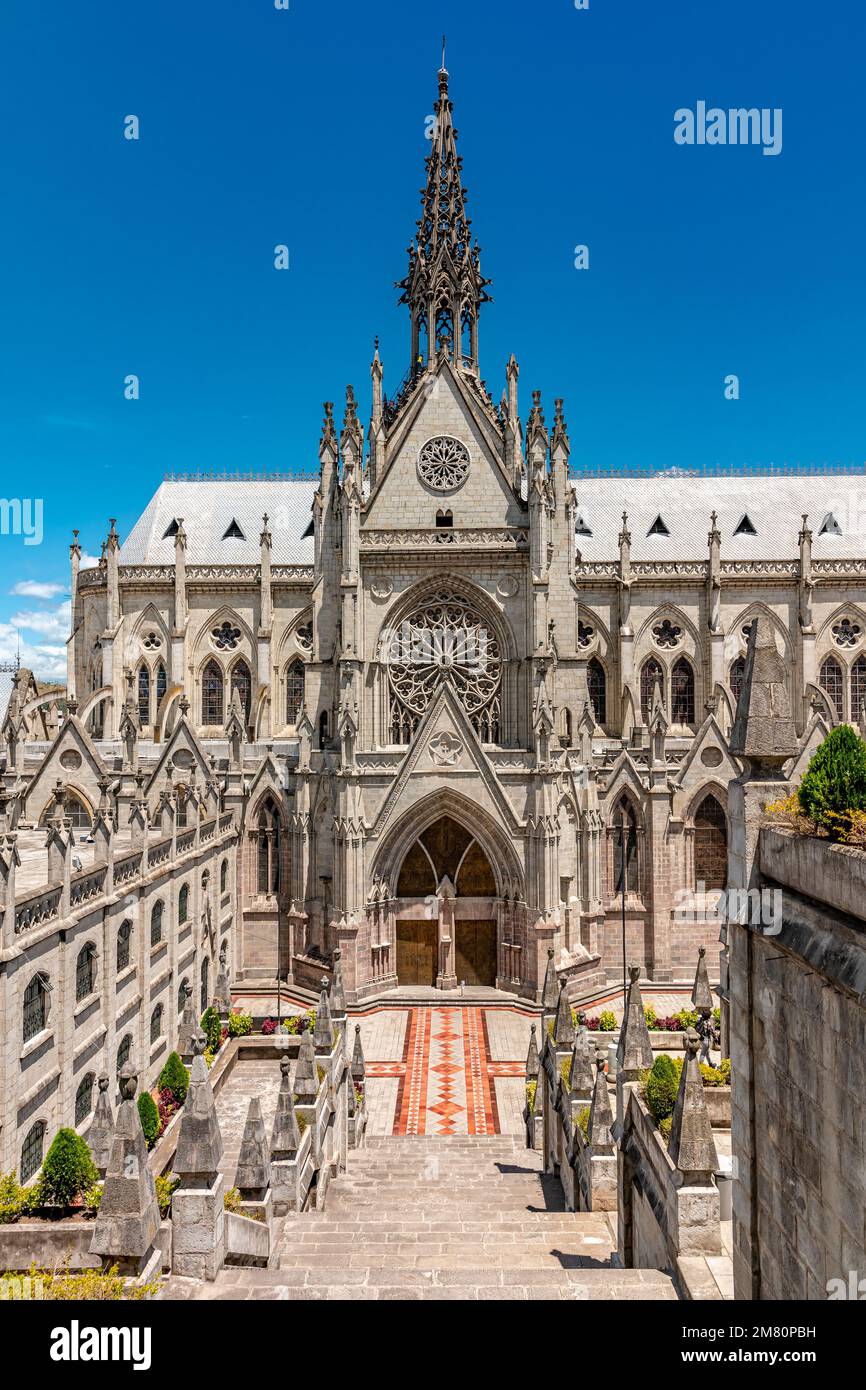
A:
394 814 498 987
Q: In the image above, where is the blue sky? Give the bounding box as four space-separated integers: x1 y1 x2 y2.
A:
1 0 865 677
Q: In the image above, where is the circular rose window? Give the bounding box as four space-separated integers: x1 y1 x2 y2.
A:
417 436 470 492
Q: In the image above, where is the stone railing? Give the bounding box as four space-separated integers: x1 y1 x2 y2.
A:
14 884 62 934
69 864 107 909
360 527 528 550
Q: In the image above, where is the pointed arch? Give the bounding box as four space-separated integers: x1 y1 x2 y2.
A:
201 659 224 726
285 658 306 726
671 656 695 725
852 655 866 727
819 654 844 721
610 795 639 896
137 663 150 727
372 789 524 902
692 790 728 891
640 657 664 722
587 657 607 726
229 657 252 724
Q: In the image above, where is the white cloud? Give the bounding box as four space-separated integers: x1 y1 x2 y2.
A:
0 623 66 682
78 552 101 570
10 601 71 643
10 580 67 600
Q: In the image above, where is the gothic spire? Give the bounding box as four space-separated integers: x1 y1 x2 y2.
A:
397 56 492 374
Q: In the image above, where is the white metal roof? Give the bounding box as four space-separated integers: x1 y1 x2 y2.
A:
568 473 865 561
119 480 316 565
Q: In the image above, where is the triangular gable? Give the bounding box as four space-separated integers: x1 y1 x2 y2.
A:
23 715 108 825
602 748 647 805
787 712 829 785
673 713 741 790
244 752 284 816
365 357 514 514
370 680 520 840
144 712 212 797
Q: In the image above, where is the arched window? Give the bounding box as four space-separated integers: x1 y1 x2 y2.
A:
587 658 606 725
820 655 844 720
150 1003 163 1044
256 798 281 895
730 656 746 706
20 1121 45 1184
202 659 224 726
150 900 164 947
852 656 866 727
220 859 228 895
155 662 167 713
612 800 638 897
694 794 727 892
116 1033 132 1074
640 658 664 722
178 977 189 1013
318 710 329 749
560 708 572 747
23 973 49 1042
200 957 210 1014
178 884 189 925
671 657 695 725
286 660 305 726
50 792 91 831
75 1073 95 1126
116 919 132 972
137 665 150 726
230 660 252 724
76 943 96 1002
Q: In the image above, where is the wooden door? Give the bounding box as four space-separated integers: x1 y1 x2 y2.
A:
396 920 437 986
454 920 497 987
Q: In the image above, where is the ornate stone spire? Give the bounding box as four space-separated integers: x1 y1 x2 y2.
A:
235 1097 271 1199
729 616 798 766
668 1028 719 1180
616 963 654 1078
691 945 714 1013
524 1022 540 1081
397 55 492 373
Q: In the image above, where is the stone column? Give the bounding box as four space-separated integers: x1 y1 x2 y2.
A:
87 1075 115 1179
90 1065 161 1277
171 1032 226 1281
271 1056 302 1216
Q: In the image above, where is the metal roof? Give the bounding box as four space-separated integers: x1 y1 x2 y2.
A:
119 480 316 565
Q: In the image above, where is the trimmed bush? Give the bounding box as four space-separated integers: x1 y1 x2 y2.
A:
644 1054 680 1125
38 1129 99 1207
157 1052 189 1105
643 1003 657 1030
798 724 866 837
137 1093 160 1150
155 1174 178 1218
200 1007 222 1053
598 1010 617 1032
227 1010 253 1038
0 1172 39 1224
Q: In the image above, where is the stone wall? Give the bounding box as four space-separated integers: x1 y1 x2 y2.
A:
728 827 866 1300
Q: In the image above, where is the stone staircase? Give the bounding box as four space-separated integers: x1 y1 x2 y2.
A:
161 1135 678 1300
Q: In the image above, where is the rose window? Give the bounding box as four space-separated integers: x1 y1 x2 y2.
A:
652 619 682 649
212 621 241 651
295 620 313 653
417 436 470 492
832 617 861 649
387 589 501 744
577 620 595 649
142 631 161 650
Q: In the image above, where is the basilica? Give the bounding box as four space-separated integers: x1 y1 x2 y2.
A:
3 58 865 1151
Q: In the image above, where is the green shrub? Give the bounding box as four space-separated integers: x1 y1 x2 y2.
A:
200 1007 222 1052
659 1116 673 1141
672 1007 699 1031
137 1093 160 1150
560 1056 572 1087
712 1007 721 1027
643 1004 657 1030
223 1187 242 1213
204 1047 215 1069
0 1172 39 1224
525 1080 537 1113
798 724 866 837
644 1055 680 1125
598 1010 617 1032
155 1174 178 1218
83 1183 102 1215
38 1130 99 1207
227 1011 253 1038
576 1106 590 1139
700 1059 731 1087
157 1052 190 1105
2 1261 160 1301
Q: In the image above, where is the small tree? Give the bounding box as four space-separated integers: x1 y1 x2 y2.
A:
200 1007 222 1053
798 724 866 837
157 1051 189 1105
38 1129 98 1206
644 1054 679 1125
137 1092 160 1149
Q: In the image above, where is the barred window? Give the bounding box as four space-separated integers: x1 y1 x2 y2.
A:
137 664 150 725
671 657 695 725
730 656 746 706
640 658 664 722
820 655 844 720
76 943 96 1002
200 956 210 1014
116 1034 132 1074
20 1121 45 1184
23 974 48 1042
202 659 224 725
256 798 281 895
150 900 164 947
286 659 305 725
220 859 228 895
116 919 132 972
178 884 189 925
587 658 606 725
75 1073 95 1126
852 656 866 727
155 662 167 712
694 795 727 892
150 1004 163 1044
612 801 638 896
